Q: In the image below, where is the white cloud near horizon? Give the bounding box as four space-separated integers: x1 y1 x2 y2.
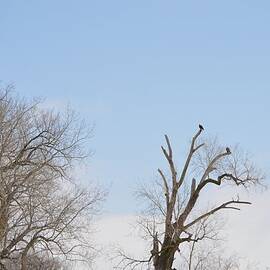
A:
85 188 270 270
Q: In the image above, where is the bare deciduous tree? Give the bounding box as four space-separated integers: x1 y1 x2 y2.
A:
116 125 262 270
0 87 104 269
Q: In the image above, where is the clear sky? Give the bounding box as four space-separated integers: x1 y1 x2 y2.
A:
1 2 270 268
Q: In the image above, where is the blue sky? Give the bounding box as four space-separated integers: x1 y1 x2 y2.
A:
1 1 270 214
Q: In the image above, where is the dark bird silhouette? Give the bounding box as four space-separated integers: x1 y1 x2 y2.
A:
199 124 204 130
226 147 231 154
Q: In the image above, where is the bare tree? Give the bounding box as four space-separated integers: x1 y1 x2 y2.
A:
116 125 262 270
0 87 104 269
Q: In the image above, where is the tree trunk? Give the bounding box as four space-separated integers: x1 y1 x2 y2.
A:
154 249 176 270
21 254 27 270
0 198 8 244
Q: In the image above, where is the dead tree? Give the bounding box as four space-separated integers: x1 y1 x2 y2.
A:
117 125 262 270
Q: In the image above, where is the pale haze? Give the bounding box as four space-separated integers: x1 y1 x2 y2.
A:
1 1 270 269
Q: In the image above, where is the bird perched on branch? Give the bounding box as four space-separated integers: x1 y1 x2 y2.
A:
226 147 231 154
199 124 204 130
